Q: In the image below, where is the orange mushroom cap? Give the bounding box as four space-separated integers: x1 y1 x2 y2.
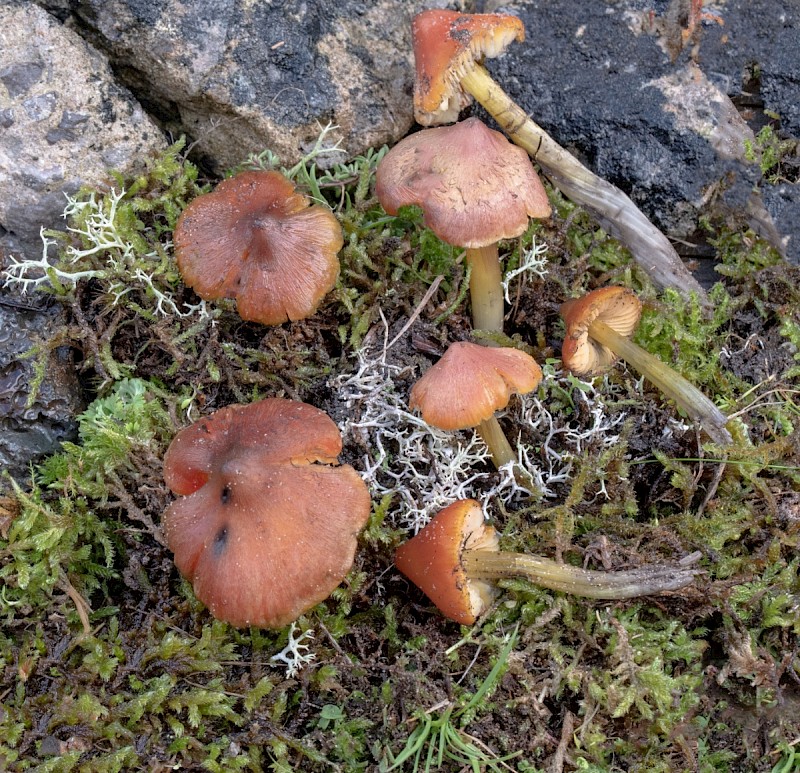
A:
162 398 371 629
395 499 499 625
412 9 525 126
560 287 643 375
409 341 543 431
173 170 343 326
375 117 550 249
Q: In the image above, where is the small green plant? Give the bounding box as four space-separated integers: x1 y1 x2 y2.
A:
381 627 523 772
240 122 388 210
771 742 800 773
779 316 800 380
0 481 117 626
744 124 797 184
635 285 734 391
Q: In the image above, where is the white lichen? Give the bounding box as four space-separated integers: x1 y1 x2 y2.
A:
501 238 549 303
514 370 627 501
242 121 348 204
269 623 316 678
3 188 209 320
3 226 106 292
332 323 629 533
334 335 494 531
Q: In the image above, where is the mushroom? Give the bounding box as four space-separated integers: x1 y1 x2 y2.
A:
376 116 550 333
395 499 700 625
162 398 371 628
560 286 732 445
173 170 343 326
410 9 708 304
409 340 542 471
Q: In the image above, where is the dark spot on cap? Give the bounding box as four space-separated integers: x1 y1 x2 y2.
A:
221 485 232 504
213 526 228 558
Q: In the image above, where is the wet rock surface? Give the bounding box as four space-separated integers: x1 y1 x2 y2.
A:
488 0 798 260
698 0 800 136
762 182 800 261
0 1 165 260
0 292 83 481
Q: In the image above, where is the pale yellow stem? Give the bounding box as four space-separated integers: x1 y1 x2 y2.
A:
476 416 517 470
462 549 700 599
465 244 504 333
589 319 732 445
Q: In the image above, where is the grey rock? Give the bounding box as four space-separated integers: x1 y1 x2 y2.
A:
485 1 756 241
0 291 83 482
761 183 800 264
0 2 166 260
41 0 437 172
698 0 800 136
22 91 57 122
46 110 90 144
0 60 45 97
465 0 798 263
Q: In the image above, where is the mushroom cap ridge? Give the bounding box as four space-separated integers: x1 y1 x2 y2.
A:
560 286 643 375
174 170 343 326
162 398 371 629
376 117 550 249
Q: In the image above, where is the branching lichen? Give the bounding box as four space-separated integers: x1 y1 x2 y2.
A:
269 623 317 678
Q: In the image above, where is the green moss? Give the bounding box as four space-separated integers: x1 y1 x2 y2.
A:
635 285 735 391
1 131 798 772
381 628 523 772
743 124 798 184
0 483 118 625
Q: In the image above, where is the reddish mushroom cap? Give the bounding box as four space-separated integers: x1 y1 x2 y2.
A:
376 117 550 249
412 9 525 126
162 398 371 629
395 499 499 625
409 341 543 431
560 286 643 375
173 170 343 326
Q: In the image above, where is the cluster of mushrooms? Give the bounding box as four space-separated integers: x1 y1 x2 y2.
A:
161 10 730 630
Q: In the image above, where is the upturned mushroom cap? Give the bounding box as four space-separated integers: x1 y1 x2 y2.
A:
174 170 343 326
395 499 499 625
560 287 643 375
375 117 550 249
162 398 371 629
412 9 524 126
409 341 543 431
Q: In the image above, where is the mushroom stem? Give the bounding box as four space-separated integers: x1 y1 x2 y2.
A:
462 549 701 599
476 416 517 469
588 319 732 445
458 65 709 306
477 417 539 490
465 244 504 333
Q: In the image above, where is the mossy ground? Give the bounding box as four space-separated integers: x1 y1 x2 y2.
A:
0 135 798 772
